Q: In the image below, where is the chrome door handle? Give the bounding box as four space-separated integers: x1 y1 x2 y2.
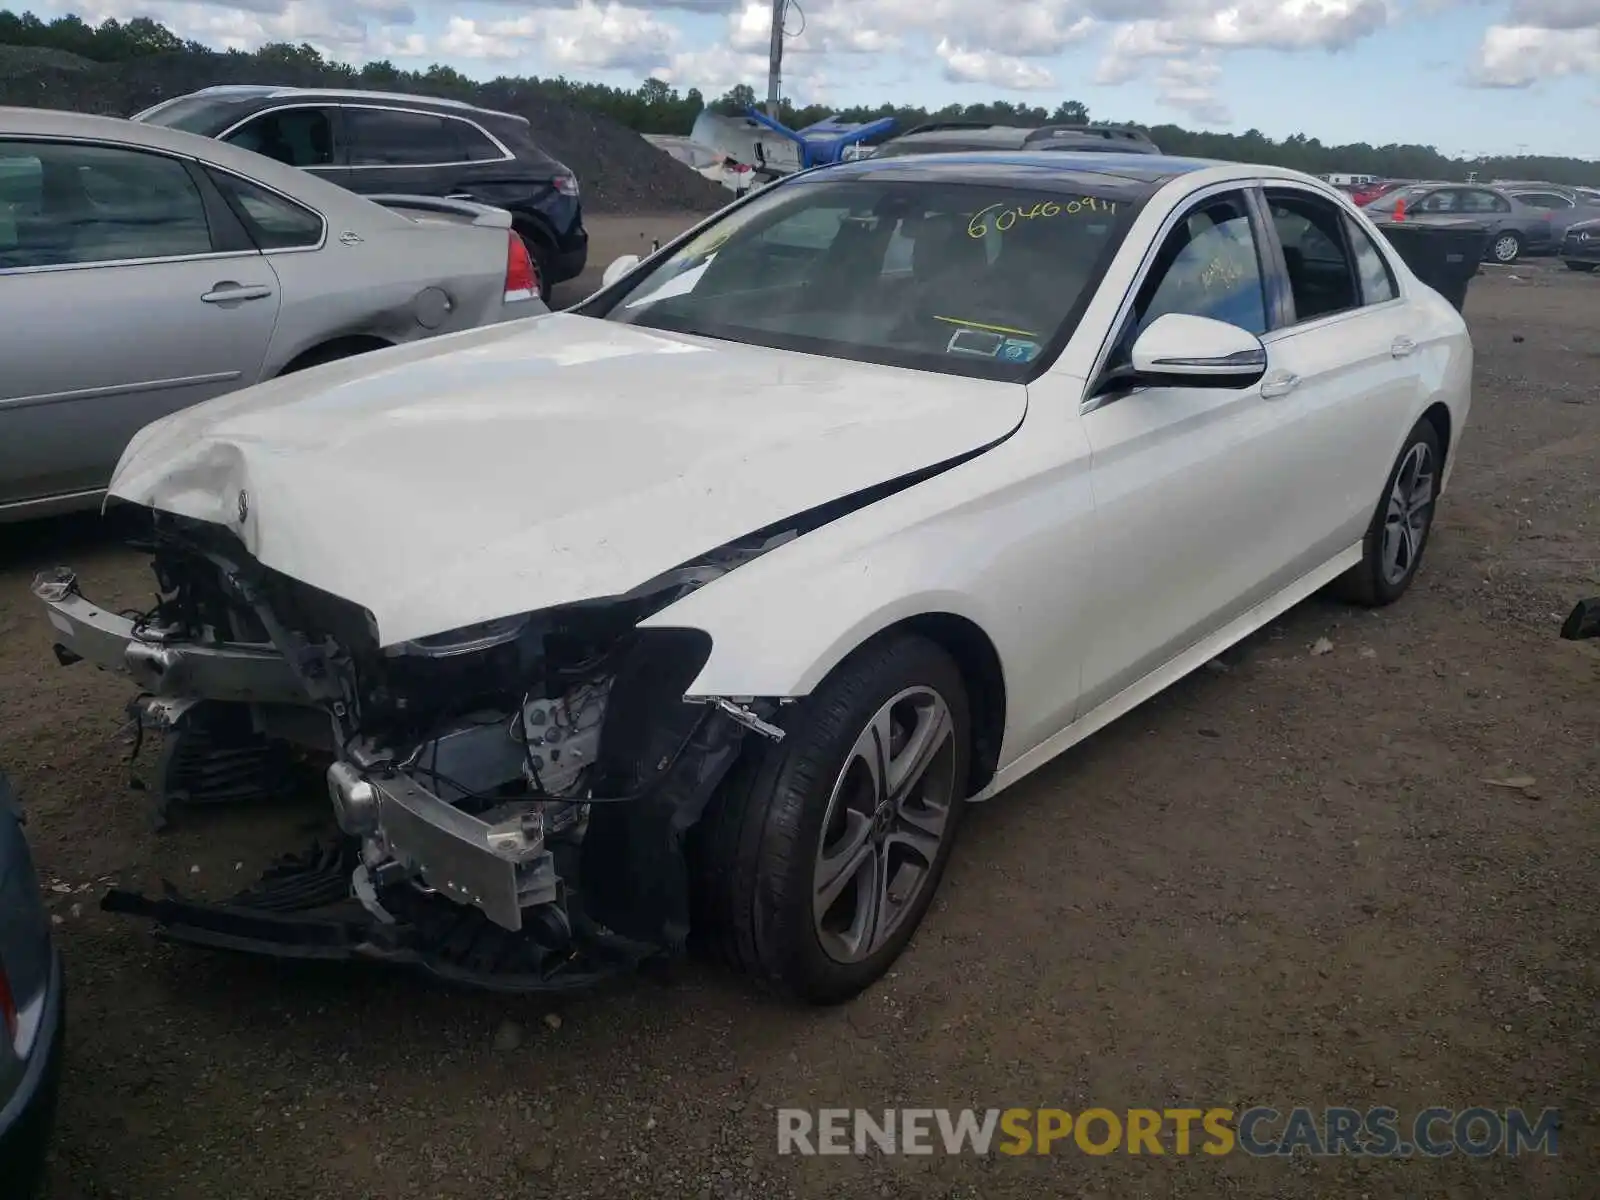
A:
1261 370 1300 400
444 193 474 200
201 284 274 304
1391 336 1417 358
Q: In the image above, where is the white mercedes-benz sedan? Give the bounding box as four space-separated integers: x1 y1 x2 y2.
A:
35 151 1471 1005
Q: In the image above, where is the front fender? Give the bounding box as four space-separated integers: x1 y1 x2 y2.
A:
635 483 1020 701
650 583 996 702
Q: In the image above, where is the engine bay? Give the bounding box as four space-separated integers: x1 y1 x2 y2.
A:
38 508 790 990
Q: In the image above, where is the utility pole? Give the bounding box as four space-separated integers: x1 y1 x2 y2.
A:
766 0 784 118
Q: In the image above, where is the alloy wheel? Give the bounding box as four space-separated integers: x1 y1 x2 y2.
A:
1492 234 1520 263
1381 442 1435 586
812 686 958 964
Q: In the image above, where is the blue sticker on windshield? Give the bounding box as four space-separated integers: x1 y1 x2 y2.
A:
999 338 1041 363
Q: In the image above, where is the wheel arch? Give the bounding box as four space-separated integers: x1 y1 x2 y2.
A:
896 613 1007 796
1421 400 1452 469
672 603 1011 799
276 334 393 376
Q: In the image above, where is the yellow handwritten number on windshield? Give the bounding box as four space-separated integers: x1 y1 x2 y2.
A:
967 197 1117 238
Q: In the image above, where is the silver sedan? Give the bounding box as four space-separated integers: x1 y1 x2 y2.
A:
0 107 547 521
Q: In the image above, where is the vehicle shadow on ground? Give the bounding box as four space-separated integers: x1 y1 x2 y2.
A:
0 508 140 574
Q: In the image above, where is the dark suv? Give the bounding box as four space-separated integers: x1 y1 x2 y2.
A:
872 121 1161 159
133 86 586 300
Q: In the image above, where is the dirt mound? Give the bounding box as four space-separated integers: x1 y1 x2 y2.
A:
0 44 97 73
0 51 731 214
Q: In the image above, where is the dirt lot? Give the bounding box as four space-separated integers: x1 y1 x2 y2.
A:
553 212 714 305
2 256 1596 1199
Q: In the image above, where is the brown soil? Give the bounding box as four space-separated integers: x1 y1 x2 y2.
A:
1 260 1595 1199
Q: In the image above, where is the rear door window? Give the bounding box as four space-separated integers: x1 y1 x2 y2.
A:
1515 191 1574 210
343 108 469 166
224 108 336 168
1266 191 1360 323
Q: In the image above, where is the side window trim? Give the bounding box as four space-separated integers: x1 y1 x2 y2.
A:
0 136 260 276
1244 184 1294 330
1083 182 1267 409
218 103 514 169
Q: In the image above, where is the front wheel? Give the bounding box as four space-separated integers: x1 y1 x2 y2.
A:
693 634 970 1004
1333 417 1443 607
1565 260 1597 273
1488 231 1523 264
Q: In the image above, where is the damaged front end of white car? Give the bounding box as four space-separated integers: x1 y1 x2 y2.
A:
33 511 795 991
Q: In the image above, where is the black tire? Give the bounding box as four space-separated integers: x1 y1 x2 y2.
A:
1565 260 1597 273
1487 231 1522 264
1333 417 1443 607
692 633 971 1005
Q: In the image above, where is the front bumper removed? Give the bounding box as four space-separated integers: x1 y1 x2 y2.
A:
102 843 660 993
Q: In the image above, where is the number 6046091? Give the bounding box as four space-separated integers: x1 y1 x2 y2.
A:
967 197 1118 238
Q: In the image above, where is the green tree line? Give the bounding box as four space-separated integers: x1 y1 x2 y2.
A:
3 9 1595 185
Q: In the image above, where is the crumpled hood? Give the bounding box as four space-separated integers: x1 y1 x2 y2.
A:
111 313 1027 647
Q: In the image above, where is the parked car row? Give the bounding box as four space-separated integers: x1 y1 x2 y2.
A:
132 86 588 300
1346 177 1600 265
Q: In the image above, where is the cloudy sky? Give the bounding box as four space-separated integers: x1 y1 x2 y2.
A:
34 0 1600 156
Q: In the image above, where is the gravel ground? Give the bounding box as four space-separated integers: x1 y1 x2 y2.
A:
1 260 1595 1199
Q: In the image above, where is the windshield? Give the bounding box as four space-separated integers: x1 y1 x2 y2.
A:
587 175 1140 380
132 94 267 136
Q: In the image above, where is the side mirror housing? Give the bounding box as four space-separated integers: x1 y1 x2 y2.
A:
601 254 642 289
1126 312 1269 389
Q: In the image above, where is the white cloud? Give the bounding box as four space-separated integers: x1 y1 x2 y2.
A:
659 43 772 94
1470 22 1600 86
1154 53 1231 122
727 0 1096 60
935 38 1058 88
439 3 679 71
40 0 423 59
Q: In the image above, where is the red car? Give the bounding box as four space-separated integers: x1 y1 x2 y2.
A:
1352 180 1408 206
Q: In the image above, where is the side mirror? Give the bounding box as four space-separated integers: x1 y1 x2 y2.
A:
1126 312 1268 389
601 254 642 289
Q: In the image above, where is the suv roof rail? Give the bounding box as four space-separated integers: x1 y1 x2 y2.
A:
898 120 1007 136
220 85 531 125
1022 123 1154 146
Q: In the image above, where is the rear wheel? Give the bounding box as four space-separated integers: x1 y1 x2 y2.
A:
1488 231 1522 264
693 634 970 1004
1566 260 1597 273
1333 417 1443 607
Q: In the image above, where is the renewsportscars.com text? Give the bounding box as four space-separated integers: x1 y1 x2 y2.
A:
777 1107 1560 1158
